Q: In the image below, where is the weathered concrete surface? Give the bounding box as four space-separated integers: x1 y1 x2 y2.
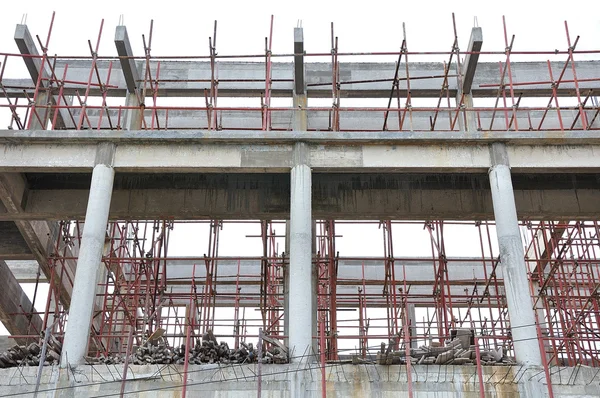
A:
61 145 116 367
0 173 597 221
4 129 600 144
0 221 33 259
489 143 542 366
75 257 507 308
4 59 600 98
2 132 600 173
34 107 589 131
14 25 74 130
5 257 513 308
0 173 76 307
288 143 313 361
0 364 597 397
0 260 43 344
4 260 44 282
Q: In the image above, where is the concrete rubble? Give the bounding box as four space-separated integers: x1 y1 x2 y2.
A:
84 330 289 366
373 329 514 366
0 335 62 368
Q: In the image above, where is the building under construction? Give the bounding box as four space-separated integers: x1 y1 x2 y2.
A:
0 12 599 397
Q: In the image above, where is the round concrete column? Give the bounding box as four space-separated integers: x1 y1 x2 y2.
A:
489 143 542 366
61 159 115 367
288 160 313 362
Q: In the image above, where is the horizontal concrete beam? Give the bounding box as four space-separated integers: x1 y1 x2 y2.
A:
160 284 500 308
3 129 600 145
3 60 599 98
152 257 505 307
157 258 503 284
65 107 585 131
10 256 500 284
1 132 600 173
4 260 42 282
0 173 597 221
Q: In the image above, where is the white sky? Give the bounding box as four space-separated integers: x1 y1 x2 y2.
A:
0 0 598 344
1 0 599 70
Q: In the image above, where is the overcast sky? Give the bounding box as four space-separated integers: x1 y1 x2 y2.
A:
1 0 600 67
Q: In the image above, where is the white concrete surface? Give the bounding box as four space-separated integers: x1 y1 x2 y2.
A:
489 144 543 366
60 163 115 367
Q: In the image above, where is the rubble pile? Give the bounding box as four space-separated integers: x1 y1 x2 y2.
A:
374 329 515 366
0 336 62 368
84 330 289 366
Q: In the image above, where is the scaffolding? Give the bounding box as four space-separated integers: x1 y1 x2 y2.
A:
0 11 599 398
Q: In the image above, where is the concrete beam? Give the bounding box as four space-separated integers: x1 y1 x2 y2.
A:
114 26 140 94
0 257 519 286
0 222 34 260
13 25 73 129
157 258 503 284
13 25 45 84
114 25 142 130
0 173 597 221
4 260 43 282
3 255 510 309
462 27 483 94
3 60 599 98
0 173 75 306
54 105 584 131
160 283 502 308
3 128 600 145
0 260 43 343
2 133 600 173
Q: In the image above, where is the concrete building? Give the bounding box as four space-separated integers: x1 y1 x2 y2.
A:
0 13 599 397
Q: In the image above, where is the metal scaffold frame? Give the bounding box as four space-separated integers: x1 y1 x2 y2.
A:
28 219 584 368
0 11 599 398
1 13 599 133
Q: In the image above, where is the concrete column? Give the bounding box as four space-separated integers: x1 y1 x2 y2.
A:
488 143 542 366
288 142 313 362
407 303 418 349
61 143 116 367
458 27 483 133
124 93 142 130
115 25 142 130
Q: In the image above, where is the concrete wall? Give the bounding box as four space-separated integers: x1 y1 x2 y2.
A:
1 364 598 397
